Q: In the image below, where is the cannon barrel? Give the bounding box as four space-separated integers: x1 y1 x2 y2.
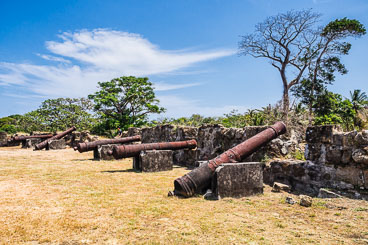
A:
109 139 197 159
35 126 76 150
74 135 141 153
171 121 287 197
12 134 54 142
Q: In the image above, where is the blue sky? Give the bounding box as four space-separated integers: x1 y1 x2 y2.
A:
0 0 367 118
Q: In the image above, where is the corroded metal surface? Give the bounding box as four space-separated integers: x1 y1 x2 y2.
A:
171 121 287 197
74 135 141 153
12 134 54 142
34 126 76 150
109 139 197 159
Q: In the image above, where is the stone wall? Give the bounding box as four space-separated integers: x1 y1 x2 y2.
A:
125 124 300 167
264 125 368 199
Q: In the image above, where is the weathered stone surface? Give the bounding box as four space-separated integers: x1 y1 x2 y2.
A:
318 188 342 198
127 127 142 137
47 139 66 150
94 144 116 160
306 125 341 144
0 132 7 142
173 149 198 167
137 150 173 172
335 165 364 187
304 143 326 164
354 130 368 145
272 182 291 192
212 162 263 199
141 125 176 143
299 195 312 207
352 148 368 165
264 159 366 196
364 170 368 189
326 145 343 165
285 196 296 205
175 126 198 141
22 138 41 148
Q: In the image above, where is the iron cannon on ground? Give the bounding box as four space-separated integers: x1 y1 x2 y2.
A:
170 121 287 197
74 135 141 153
108 139 197 159
11 134 54 142
35 126 76 150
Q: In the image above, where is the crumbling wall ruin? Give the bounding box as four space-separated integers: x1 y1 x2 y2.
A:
264 125 368 199
125 124 301 167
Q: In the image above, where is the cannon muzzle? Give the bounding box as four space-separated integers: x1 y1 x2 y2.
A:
74 135 141 153
171 121 286 197
109 139 197 159
35 126 76 150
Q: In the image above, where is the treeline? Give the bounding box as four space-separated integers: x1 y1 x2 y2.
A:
1 84 367 136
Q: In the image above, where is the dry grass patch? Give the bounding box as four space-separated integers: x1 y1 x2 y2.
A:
0 147 367 244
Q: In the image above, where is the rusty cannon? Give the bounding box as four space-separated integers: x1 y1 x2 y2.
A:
12 134 54 142
73 135 141 153
34 126 76 150
108 139 197 159
170 121 287 198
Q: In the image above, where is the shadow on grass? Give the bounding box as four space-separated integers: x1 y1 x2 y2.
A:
101 169 140 173
71 158 99 162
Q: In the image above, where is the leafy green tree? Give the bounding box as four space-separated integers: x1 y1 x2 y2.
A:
88 76 165 133
37 97 95 131
350 89 368 113
313 91 355 130
17 98 95 133
294 18 366 124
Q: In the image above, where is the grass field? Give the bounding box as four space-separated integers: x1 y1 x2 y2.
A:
0 147 367 244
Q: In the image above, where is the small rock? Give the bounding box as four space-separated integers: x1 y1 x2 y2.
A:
299 195 312 207
318 188 342 198
203 189 218 200
272 182 291 193
285 196 296 205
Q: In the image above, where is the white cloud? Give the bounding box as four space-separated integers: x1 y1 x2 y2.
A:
0 29 234 98
37 54 71 63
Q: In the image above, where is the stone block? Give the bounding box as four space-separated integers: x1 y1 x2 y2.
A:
127 127 142 137
0 132 7 142
175 126 198 141
299 195 312 207
47 139 66 150
272 182 291 192
22 138 41 148
136 150 173 172
243 126 269 139
173 149 198 167
318 188 342 198
354 130 368 145
212 162 263 199
326 145 342 165
304 143 326 164
342 131 357 147
363 170 368 189
335 166 364 187
94 144 116 160
352 148 368 165
306 125 340 144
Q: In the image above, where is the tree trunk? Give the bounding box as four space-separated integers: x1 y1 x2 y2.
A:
282 86 289 125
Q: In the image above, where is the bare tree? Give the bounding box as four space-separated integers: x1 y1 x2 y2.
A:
239 9 321 122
